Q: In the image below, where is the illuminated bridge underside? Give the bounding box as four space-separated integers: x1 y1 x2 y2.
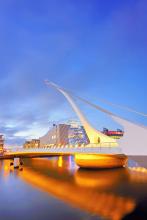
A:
46 82 117 146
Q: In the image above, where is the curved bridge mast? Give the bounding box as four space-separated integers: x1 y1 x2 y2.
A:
45 81 117 146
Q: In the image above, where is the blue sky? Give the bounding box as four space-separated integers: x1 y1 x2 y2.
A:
0 0 147 146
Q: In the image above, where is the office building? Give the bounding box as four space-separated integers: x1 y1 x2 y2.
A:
40 124 70 147
24 139 40 149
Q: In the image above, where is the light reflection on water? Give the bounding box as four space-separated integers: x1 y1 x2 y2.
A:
0 156 147 220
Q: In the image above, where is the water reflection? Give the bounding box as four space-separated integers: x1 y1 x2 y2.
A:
75 168 129 188
1 156 147 220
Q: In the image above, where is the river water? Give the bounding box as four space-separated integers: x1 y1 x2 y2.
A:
0 156 147 220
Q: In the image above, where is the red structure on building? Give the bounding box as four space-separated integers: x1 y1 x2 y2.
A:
102 128 124 139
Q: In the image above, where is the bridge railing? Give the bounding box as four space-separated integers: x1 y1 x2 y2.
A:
8 145 122 154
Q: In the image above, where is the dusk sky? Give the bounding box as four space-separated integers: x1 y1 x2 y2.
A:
0 0 147 146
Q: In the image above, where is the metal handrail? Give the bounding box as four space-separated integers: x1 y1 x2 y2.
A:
8 145 122 155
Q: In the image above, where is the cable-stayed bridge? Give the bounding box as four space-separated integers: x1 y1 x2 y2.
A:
2 81 147 168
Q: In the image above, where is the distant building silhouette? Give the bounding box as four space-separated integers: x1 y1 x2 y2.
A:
24 139 40 149
0 134 4 154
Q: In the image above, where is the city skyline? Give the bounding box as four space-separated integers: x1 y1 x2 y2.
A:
0 0 147 146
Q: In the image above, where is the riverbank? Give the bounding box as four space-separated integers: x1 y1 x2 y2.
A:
129 156 147 168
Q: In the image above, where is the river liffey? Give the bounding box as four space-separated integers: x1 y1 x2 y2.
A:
0 156 147 220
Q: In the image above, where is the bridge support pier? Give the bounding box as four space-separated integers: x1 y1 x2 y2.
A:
11 158 23 169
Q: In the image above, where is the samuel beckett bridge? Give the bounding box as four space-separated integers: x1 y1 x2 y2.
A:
4 81 147 169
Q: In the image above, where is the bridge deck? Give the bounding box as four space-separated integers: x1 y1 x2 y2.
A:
1 146 122 159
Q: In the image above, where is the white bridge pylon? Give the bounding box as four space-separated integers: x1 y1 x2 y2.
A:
45 81 117 147
45 80 147 155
